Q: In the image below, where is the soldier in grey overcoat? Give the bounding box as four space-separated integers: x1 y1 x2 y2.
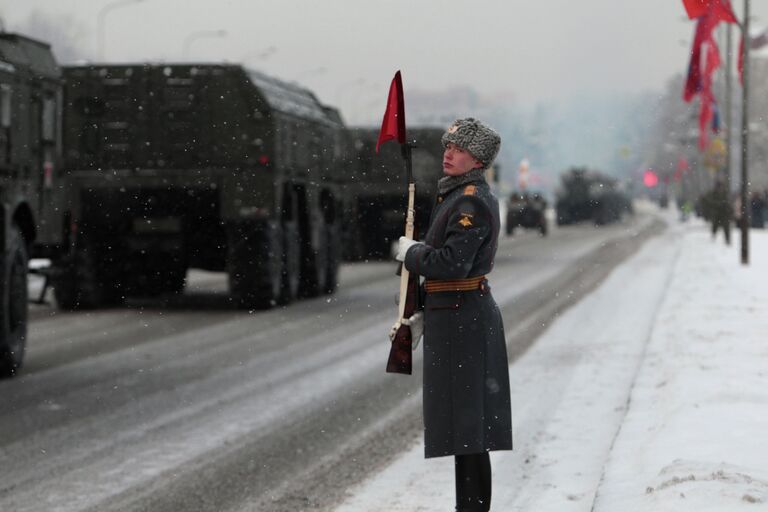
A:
395 118 512 512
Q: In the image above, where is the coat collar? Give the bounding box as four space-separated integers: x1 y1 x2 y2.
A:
437 168 486 196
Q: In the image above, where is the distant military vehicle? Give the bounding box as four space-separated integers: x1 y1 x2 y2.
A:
555 167 632 226
341 128 444 260
0 33 65 376
56 63 345 309
506 191 547 236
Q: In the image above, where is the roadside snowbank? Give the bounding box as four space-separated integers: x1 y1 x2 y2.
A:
592 225 768 511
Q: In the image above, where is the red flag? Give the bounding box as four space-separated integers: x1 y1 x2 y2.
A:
376 71 406 153
684 14 716 102
698 38 721 149
682 0 737 23
683 2 736 103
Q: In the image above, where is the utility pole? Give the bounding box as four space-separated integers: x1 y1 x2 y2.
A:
725 23 733 191
740 0 750 265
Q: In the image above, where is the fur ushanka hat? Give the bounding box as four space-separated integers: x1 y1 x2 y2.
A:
441 118 501 170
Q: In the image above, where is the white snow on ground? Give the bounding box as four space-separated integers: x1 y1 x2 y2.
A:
592 222 768 511
335 215 768 511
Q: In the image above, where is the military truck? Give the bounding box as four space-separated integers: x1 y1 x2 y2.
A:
555 167 632 226
0 33 65 376
341 128 444 260
56 64 345 309
506 191 547 236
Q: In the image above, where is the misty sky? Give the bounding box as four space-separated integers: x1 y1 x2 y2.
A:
2 0 766 126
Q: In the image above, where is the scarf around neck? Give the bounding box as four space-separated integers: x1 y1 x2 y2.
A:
437 168 486 195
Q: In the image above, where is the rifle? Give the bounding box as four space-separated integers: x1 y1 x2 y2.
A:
386 143 420 374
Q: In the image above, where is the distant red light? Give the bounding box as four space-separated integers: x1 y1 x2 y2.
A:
643 169 659 188
258 155 270 166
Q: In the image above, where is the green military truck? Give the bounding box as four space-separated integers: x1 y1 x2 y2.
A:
341 127 444 260
555 167 632 226
0 33 65 376
56 64 345 309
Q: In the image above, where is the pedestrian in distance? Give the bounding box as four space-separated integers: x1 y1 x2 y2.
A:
393 118 512 512
750 190 766 229
705 179 733 245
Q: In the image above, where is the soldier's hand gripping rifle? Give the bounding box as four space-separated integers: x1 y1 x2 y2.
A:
376 71 421 375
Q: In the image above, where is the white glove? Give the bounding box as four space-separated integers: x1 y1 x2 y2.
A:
388 311 424 350
404 311 424 349
395 236 422 262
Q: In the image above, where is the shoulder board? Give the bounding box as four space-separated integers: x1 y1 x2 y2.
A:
463 185 477 196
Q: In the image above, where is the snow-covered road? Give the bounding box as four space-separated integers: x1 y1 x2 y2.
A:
1 207 661 512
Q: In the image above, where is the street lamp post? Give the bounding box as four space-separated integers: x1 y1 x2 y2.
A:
725 23 733 191
97 0 145 61
182 30 228 60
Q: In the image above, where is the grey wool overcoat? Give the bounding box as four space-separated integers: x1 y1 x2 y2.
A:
404 178 513 458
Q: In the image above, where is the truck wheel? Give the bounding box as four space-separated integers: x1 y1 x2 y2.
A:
298 221 329 298
228 223 282 309
278 189 301 305
323 223 341 295
53 238 125 309
279 220 300 304
0 224 28 378
342 222 366 261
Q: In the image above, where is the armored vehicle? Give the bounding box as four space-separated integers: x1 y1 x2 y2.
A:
506 191 547 236
555 167 631 226
0 33 65 376
341 128 444 260
56 64 345 309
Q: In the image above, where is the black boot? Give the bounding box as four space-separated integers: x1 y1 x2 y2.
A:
455 453 491 511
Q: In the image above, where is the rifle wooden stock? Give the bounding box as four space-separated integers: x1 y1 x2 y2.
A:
387 322 413 374
387 182 418 375
387 267 419 374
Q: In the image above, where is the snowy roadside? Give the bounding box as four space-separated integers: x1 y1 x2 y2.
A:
334 216 768 511
591 224 768 511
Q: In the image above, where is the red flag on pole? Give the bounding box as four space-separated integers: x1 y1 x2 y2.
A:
376 71 406 153
680 0 739 150
683 12 721 102
683 1 737 103
684 17 709 102
682 0 737 23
